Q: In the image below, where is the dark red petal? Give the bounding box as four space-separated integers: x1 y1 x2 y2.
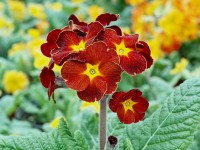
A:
56 31 80 47
96 13 119 26
47 29 62 42
83 41 119 65
68 14 88 26
109 91 125 112
133 112 145 123
85 22 103 45
122 89 142 100
41 29 62 57
136 41 153 68
99 62 122 94
133 97 149 114
52 50 72 66
48 81 56 102
40 67 55 88
61 61 89 91
103 28 120 48
107 25 122 35
77 76 107 102
120 52 147 75
117 106 135 124
123 34 139 48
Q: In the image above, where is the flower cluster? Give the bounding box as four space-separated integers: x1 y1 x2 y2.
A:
40 13 152 124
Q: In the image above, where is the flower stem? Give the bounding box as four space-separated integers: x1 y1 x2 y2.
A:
99 95 108 150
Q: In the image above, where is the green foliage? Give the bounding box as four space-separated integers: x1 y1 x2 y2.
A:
0 119 82 150
117 78 200 150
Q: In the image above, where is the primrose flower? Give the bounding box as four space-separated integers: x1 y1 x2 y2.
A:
109 89 149 124
3 70 29 94
102 28 153 75
50 117 63 128
61 42 122 102
170 58 188 75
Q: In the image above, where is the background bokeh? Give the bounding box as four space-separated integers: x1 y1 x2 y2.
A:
0 0 200 149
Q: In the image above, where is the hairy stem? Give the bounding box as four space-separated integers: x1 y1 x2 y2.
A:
99 95 108 150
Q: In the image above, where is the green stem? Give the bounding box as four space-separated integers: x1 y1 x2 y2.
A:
99 95 108 150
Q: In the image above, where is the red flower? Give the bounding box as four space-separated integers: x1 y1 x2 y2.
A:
109 89 149 124
40 67 56 102
102 28 153 75
61 42 122 102
51 21 103 66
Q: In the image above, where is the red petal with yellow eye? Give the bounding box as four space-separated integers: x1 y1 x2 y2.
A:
99 62 122 94
120 52 147 75
61 61 90 91
83 41 119 65
40 67 55 88
122 89 142 100
107 25 122 35
102 28 120 48
56 31 80 48
109 91 125 112
136 41 153 68
41 29 62 57
117 106 135 124
96 13 119 26
123 34 139 48
77 76 107 102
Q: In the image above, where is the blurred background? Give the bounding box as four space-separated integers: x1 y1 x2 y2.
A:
0 0 200 149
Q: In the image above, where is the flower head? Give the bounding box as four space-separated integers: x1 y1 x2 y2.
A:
3 70 29 94
102 28 153 75
109 89 149 124
61 42 122 102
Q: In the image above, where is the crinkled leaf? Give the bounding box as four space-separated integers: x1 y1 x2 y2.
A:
0 119 82 150
119 78 200 150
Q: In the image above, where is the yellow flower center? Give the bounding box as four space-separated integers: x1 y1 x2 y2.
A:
115 41 132 56
122 99 137 112
71 40 86 52
83 63 102 81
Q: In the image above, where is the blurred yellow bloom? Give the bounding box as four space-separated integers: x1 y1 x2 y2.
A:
28 28 41 39
0 2 4 11
8 42 27 56
88 5 104 21
28 3 46 20
170 58 188 75
50 117 65 128
121 27 131 34
146 38 163 60
3 70 29 94
0 17 14 35
71 0 85 3
33 54 50 69
28 38 45 57
126 0 146 6
80 101 100 113
46 2 62 11
53 65 62 73
8 0 25 21
36 20 49 34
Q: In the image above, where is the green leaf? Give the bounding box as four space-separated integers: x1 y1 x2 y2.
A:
119 78 200 150
74 130 89 150
0 118 82 150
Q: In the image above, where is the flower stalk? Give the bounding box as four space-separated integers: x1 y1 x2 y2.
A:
99 95 108 150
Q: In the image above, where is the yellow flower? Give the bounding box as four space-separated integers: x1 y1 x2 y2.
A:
50 117 65 128
36 20 49 34
33 53 50 69
8 0 25 21
88 5 104 21
27 28 41 39
28 3 46 20
146 38 163 60
27 38 45 57
2 70 29 94
53 65 62 73
126 0 146 6
170 58 188 75
46 2 62 12
80 101 100 113
0 16 14 35
71 0 85 3
8 42 27 56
